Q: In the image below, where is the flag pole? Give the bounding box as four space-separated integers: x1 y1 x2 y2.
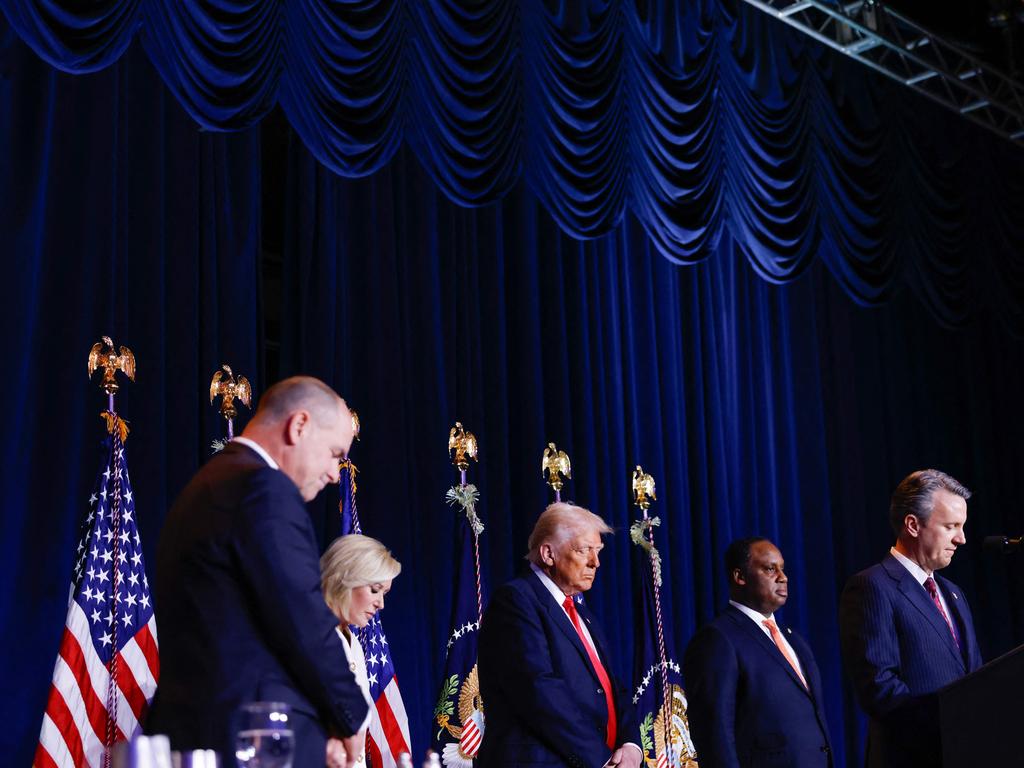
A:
630 465 676 768
210 364 252 441
37 339 157 767
448 422 482 622
87 336 136 768
339 410 362 535
434 422 487 762
541 442 571 504
340 412 413 766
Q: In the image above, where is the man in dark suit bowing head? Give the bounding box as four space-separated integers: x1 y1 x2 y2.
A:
148 376 370 768
683 538 833 768
478 502 641 768
840 469 983 768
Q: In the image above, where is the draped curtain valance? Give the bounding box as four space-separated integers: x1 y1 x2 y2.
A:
5 0 1024 326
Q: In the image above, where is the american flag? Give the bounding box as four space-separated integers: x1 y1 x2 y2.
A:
34 416 159 768
358 614 412 767
339 462 412 767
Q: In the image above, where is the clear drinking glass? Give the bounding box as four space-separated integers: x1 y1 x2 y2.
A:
234 701 295 768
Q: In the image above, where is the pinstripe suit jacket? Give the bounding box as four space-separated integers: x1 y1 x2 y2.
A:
839 555 983 768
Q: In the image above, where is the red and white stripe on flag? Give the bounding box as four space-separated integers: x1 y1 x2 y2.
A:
365 676 411 768
458 716 482 757
34 602 159 767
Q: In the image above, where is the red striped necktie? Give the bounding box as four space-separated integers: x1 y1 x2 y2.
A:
924 577 960 649
563 596 617 750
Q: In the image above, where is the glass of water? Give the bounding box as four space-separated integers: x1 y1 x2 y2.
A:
235 701 295 768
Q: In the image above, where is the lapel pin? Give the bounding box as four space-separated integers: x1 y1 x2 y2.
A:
952 592 959 600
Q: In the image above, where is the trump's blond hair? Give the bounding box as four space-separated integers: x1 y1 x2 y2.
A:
526 502 613 565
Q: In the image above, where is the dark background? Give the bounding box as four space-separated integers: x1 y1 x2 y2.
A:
890 0 1024 73
4 2 1024 767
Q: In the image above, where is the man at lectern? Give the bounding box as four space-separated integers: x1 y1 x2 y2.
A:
839 469 983 768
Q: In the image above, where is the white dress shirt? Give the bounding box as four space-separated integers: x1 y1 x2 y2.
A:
890 547 955 622
530 563 597 648
729 600 807 681
231 436 279 470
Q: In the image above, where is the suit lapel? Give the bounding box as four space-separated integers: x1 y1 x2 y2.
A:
786 628 823 703
883 557 964 669
937 574 974 668
724 606 812 698
576 600 613 666
526 572 601 683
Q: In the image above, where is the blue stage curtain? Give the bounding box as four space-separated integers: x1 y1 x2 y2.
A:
275 138 1024 768
6 9 1024 768
140 0 282 129
0 27 261 764
4 0 1024 326
0 0 140 71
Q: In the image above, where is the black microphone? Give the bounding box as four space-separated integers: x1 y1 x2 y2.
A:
983 535 1023 553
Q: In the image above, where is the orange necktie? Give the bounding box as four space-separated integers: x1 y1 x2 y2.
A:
563 596 617 749
763 619 808 690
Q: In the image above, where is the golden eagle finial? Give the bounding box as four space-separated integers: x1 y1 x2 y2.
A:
448 422 478 472
542 442 572 495
209 364 252 423
632 465 656 510
87 336 135 394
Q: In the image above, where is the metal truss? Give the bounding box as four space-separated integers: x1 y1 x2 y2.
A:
739 0 1024 146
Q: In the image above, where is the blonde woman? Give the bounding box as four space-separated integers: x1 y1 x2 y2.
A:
320 534 401 768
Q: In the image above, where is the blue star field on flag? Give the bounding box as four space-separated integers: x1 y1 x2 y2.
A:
71 429 154 662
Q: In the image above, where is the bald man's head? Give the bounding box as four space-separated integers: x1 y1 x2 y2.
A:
242 376 354 501
253 377 344 426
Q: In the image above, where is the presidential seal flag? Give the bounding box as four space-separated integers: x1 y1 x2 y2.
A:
35 413 159 768
629 468 696 768
338 460 412 768
631 555 696 768
433 424 485 768
431 484 486 768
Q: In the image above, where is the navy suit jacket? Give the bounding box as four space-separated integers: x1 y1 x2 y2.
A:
683 605 833 768
839 555 983 768
477 571 638 768
146 442 369 768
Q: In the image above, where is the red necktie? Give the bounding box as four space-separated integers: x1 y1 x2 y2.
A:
924 577 960 649
563 596 617 750
763 619 808 690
